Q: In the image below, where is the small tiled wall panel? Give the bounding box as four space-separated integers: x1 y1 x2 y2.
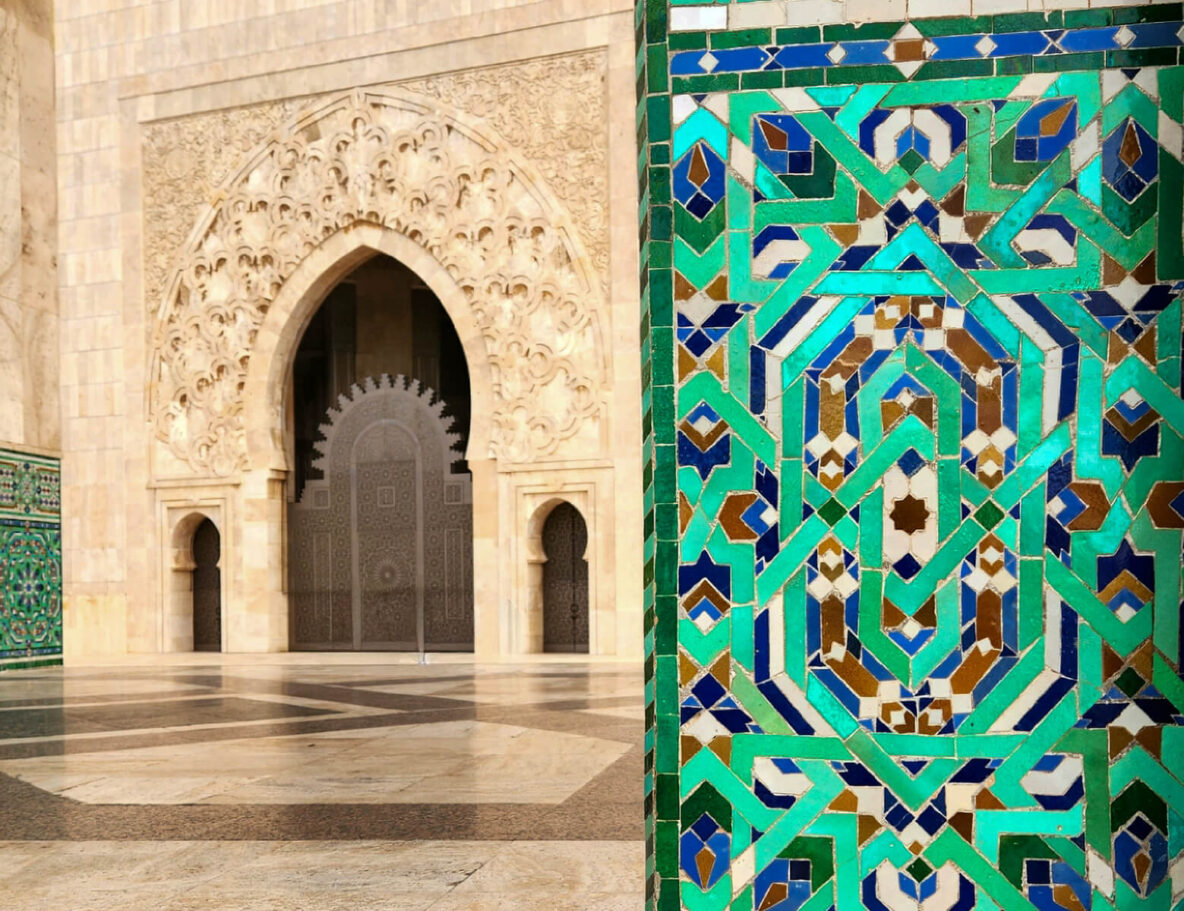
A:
0 448 62 670
638 3 1184 908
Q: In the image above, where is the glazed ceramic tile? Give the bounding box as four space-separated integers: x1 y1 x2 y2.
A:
0 448 61 671
639 4 1184 908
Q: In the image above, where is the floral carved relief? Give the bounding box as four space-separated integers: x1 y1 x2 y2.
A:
398 50 609 279
147 87 605 477
142 51 609 324
142 99 309 315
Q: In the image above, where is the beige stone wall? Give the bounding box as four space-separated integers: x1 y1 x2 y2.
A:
54 0 642 658
0 0 57 455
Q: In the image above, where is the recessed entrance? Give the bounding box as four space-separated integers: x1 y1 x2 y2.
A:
287 256 474 651
191 518 222 652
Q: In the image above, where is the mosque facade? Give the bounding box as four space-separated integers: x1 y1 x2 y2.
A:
1 0 1183 907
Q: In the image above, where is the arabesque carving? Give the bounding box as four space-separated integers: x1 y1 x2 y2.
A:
142 51 609 324
150 90 604 476
142 99 308 310
399 50 608 278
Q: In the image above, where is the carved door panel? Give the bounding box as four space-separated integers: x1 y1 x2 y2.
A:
192 519 221 652
353 423 420 650
542 503 589 653
421 502 473 650
289 376 473 652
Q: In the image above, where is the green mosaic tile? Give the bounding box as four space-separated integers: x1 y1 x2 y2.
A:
1064 8 1113 28
669 31 707 50
710 28 771 49
774 26 820 45
0 448 62 671
1113 3 1182 23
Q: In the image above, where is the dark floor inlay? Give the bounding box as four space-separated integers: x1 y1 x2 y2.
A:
0 697 334 741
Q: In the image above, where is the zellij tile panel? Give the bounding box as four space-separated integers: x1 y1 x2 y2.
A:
639 4 1184 909
0 448 62 671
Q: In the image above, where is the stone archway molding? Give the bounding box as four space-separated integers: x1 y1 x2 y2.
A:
169 510 218 573
243 225 497 473
151 88 607 478
519 493 597 655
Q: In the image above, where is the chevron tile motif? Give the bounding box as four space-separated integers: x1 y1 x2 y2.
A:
639 4 1184 910
0 448 62 671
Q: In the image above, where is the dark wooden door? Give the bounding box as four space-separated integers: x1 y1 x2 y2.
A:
192 519 221 652
289 378 473 651
542 503 589 653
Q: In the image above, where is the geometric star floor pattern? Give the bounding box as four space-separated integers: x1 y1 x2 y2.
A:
642 4 1184 909
0 655 643 910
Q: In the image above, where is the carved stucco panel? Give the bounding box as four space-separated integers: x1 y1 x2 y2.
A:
398 51 608 280
142 99 309 315
145 77 607 477
142 52 608 313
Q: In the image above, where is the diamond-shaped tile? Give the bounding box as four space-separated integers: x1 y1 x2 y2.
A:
975 501 1004 529
817 498 848 526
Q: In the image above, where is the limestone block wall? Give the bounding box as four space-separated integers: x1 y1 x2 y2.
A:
54 0 643 658
0 0 57 453
1 1 60 671
639 0 1184 908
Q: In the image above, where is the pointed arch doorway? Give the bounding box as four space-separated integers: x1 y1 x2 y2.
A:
287 255 474 652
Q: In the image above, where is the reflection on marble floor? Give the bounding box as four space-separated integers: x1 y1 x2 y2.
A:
1 720 630 805
0 657 643 909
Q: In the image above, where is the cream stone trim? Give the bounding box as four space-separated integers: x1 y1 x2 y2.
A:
0 438 61 458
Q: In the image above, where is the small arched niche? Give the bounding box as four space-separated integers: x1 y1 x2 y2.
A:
165 511 223 652
191 519 222 652
526 500 590 654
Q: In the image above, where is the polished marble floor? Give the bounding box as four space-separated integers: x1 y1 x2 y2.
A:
0 655 644 909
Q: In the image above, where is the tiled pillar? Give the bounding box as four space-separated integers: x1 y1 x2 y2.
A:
639 1 1184 907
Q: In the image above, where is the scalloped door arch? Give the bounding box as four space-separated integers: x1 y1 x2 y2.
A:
151 88 607 477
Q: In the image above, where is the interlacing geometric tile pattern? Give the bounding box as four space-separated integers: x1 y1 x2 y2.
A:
638 4 1184 909
0 448 62 671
